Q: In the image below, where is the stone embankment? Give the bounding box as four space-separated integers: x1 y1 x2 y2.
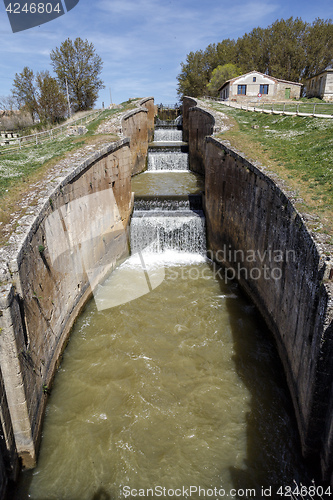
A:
0 97 154 498
183 96 333 484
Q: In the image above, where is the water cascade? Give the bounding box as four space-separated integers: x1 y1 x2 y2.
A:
131 206 206 255
147 147 189 171
13 112 315 499
131 123 202 255
154 128 183 142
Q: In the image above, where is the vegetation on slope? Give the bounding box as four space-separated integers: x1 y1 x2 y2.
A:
0 99 138 244
207 101 333 239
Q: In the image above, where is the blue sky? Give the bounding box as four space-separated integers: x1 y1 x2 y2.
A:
0 0 332 107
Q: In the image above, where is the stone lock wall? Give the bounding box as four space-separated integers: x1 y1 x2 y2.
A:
121 97 155 175
0 365 18 497
1 139 133 471
183 97 333 482
139 97 155 143
0 98 153 496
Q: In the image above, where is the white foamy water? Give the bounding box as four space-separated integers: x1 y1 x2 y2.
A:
148 151 189 171
130 212 206 255
154 128 183 141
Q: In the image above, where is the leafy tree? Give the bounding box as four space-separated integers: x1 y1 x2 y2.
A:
177 40 238 98
177 50 210 97
266 17 308 82
215 39 237 66
36 71 67 123
11 68 67 124
235 26 270 75
177 17 333 98
303 18 333 79
206 63 243 96
50 37 104 112
12 67 39 121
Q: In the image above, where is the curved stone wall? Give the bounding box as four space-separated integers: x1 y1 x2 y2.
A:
183 97 333 482
0 98 154 490
121 97 154 176
139 97 155 143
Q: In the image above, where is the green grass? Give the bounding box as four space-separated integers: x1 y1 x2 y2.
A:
0 100 137 200
234 98 333 115
208 101 333 233
0 99 139 243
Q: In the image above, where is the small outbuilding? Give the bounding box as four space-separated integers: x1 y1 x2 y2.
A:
306 69 333 102
218 71 302 102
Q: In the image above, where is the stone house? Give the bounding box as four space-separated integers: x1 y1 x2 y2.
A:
306 69 333 101
218 71 302 102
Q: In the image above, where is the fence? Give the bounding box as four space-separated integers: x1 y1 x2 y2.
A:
203 97 333 118
0 109 103 155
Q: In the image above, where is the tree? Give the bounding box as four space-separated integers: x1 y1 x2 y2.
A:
302 18 333 80
266 17 308 82
0 95 17 112
177 50 210 98
235 26 270 75
11 68 67 124
177 40 238 98
206 63 243 96
50 37 104 112
12 67 39 121
36 71 67 123
177 17 333 99
215 39 237 67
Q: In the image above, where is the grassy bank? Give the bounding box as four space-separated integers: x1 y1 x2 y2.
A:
0 99 138 244
207 101 333 239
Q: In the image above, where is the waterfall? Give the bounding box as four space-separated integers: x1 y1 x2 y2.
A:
130 119 206 258
154 129 183 141
148 126 188 171
133 195 202 212
148 150 189 171
130 211 206 255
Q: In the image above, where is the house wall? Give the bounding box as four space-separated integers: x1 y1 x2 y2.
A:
220 86 229 100
221 72 301 101
275 81 302 100
183 96 333 483
307 71 333 102
325 72 333 101
230 73 275 99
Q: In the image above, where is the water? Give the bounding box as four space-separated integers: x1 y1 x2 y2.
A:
148 151 189 171
14 258 310 500
154 129 183 142
130 211 206 255
131 172 203 196
133 195 202 212
13 122 313 499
